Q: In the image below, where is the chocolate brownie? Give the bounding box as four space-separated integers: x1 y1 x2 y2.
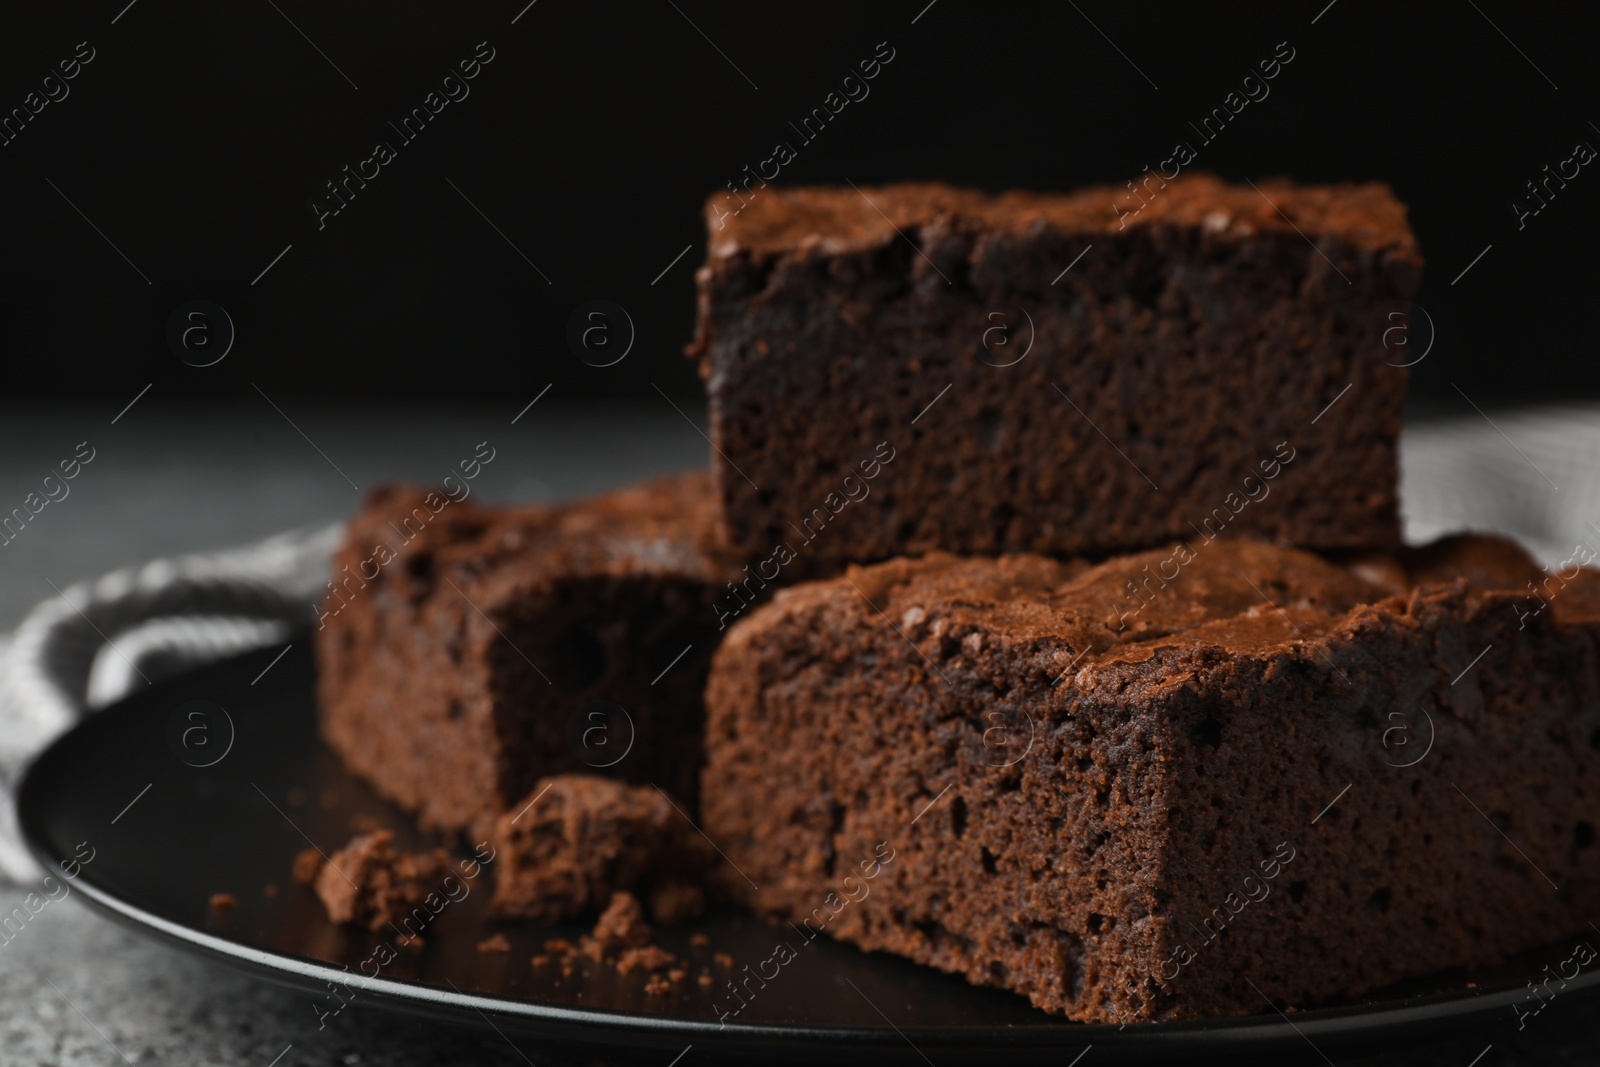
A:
315 473 739 832
687 176 1421 572
489 774 712 923
702 535 1600 1021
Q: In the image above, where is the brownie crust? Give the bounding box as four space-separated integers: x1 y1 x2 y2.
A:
688 175 1422 569
701 535 1600 1021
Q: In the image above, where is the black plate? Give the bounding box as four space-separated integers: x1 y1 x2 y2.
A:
17 635 1599 1064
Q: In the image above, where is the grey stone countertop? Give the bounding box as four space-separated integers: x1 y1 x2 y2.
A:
2 401 1598 1065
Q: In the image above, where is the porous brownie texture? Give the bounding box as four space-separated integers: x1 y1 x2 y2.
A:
688 176 1421 569
315 473 739 832
702 535 1600 1021
489 774 713 923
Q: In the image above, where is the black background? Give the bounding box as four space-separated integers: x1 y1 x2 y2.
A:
2 1 1593 407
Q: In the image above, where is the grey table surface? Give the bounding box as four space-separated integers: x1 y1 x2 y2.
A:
1 402 1597 1066
0 401 706 633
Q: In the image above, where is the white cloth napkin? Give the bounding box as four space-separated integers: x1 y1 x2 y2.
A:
1401 406 1599 566
0 407 1590 882
0 523 342 880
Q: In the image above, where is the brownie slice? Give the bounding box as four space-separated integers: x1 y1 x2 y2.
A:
688 176 1421 571
315 472 739 832
488 775 712 923
702 536 1600 1021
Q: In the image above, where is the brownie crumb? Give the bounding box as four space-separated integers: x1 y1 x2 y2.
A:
291 848 323 885
311 830 451 931
529 891 687 980
644 974 672 996
349 813 387 834
488 775 712 923
648 880 705 925
668 968 687 984
689 933 711 950
697 971 714 988
713 952 734 968
592 892 653 952
208 893 236 912
617 945 677 975
476 933 511 954
263 883 279 898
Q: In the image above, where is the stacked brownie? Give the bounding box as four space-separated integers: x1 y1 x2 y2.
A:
314 173 1600 1024
687 175 1420 570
